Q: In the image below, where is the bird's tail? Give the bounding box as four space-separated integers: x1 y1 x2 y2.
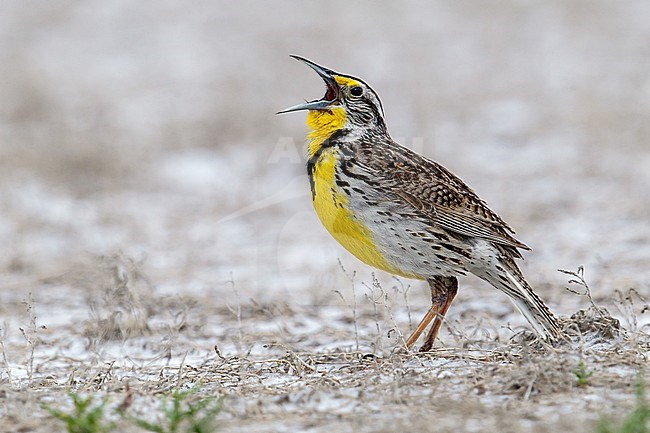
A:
477 262 563 341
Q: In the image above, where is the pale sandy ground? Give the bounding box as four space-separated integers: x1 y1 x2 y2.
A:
1 2 649 432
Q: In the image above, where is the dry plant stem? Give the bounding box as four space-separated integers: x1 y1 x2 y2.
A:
338 260 360 352
363 276 384 353
351 271 359 352
559 266 604 318
390 277 414 332
226 274 243 352
19 293 38 386
400 280 414 331
375 278 408 347
0 327 12 385
176 351 188 389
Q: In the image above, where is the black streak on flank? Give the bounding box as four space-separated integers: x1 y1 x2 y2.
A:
306 129 348 199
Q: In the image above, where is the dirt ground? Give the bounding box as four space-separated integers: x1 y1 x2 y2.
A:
1 2 649 432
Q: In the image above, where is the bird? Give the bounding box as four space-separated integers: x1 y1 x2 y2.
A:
277 55 562 351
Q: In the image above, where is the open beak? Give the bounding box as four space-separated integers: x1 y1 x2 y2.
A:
277 55 339 114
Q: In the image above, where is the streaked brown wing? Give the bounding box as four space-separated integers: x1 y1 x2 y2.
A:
349 139 530 252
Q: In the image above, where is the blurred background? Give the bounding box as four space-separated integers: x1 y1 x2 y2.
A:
1 1 649 317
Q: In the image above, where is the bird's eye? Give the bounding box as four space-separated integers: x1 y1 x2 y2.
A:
350 86 363 97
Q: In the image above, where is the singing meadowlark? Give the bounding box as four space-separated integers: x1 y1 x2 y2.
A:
278 56 562 351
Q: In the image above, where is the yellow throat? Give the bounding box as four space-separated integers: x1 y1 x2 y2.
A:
305 104 420 279
306 77 363 158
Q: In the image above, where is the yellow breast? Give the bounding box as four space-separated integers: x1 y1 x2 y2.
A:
310 147 418 278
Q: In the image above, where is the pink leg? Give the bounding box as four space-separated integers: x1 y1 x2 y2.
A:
404 277 458 352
